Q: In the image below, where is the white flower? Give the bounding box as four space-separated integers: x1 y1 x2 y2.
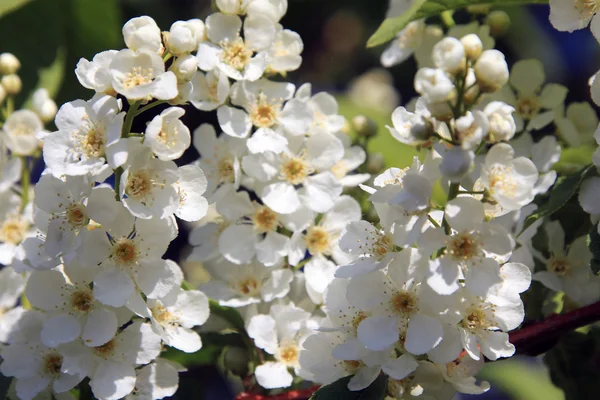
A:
123 16 163 53
387 100 434 146
167 20 199 55
414 68 456 103
126 359 183 400
329 132 370 187
432 37 466 75
495 59 567 132
549 0 600 35
248 303 313 389
381 20 426 68
294 84 346 135
110 49 178 100
189 70 230 111
75 50 118 95
3 109 42 156
555 101 598 147
200 258 293 307
145 107 191 161
0 267 26 342
461 34 483 61
31 88 58 123
148 288 209 353
511 134 560 196
246 0 288 22
438 145 474 182
0 145 21 193
174 165 208 222
483 101 516 142
533 221 600 306
454 111 488 150
119 144 180 219
25 265 128 348
266 25 303 73
477 143 538 212
197 13 275 81
474 49 508 93
438 353 490 395
0 192 33 265
423 197 514 296
43 94 125 178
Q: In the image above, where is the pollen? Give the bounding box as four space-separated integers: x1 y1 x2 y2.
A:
342 360 362 372
305 226 332 255
548 257 571 277
71 290 94 313
278 344 299 365
111 238 139 266
93 339 117 359
83 128 106 158
448 233 481 261
516 95 540 120
0 217 28 245
126 169 155 201
237 277 260 296
123 66 153 88
575 0 599 19
251 206 279 233
249 93 280 128
43 353 63 377
66 203 89 229
280 154 312 185
220 37 253 71
486 165 516 197
151 304 175 325
462 307 489 331
156 127 177 148
391 291 417 315
217 157 235 183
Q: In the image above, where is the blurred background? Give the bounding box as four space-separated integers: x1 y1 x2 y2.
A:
2 0 599 399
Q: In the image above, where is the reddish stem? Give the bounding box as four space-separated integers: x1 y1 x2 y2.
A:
235 300 600 400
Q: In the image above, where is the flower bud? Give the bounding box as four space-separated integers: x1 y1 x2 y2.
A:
463 68 480 105
0 53 20 75
484 101 516 142
486 11 511 37
415 68 456 103
0 84 6 105
352 115 378 138
474 50 509 93
31 88 58 123
1 74 21 95
123 16 163 53
438 145 474 182
461 34 483 61
167 21 197 55
366 152 385 174
187 19 206 46
455 110 488 150
170 54 198 83
432 37 466 75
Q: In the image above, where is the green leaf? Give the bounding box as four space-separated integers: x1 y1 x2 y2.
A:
554 145 596 175
311 374 388 400
0 0 32 19
366 0 550 48
520 166 593 235
366 0 427 48
209 299 246 332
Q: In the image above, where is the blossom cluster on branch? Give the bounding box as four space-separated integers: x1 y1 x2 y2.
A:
1 0 600 399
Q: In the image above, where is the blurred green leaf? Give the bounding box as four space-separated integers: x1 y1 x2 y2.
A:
0 0 32 18
0 375 11 399
311 374 388 400
544 330 600 400
554 145 596 175
481 358 564 400
209 300 246 332
520 166 593 235
366 0 550 48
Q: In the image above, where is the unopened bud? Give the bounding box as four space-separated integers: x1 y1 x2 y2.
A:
32 88 58 123
461 34 483 61
486 11 511 37
366 152 385 174
352 115 378 138
1 74 22 95
170 54 198 83
474 50 509 93
223 347 249 377
0 53 20 75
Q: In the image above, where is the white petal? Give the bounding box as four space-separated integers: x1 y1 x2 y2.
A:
382 353 419 380
41 314 82 347
357 316 399 351
93 267 135 307
91 361 136 400
164 325 202 353
217 105 252 138
82 308 118 347
255 362 293 389
404 314 443 355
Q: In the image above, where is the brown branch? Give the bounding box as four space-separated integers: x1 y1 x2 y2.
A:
234 386 320 400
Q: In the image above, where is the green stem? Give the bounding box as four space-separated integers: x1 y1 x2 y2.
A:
428 214 441 228
442 182 460 234
135 100 167 117
20 156 29 211
441 11 456 28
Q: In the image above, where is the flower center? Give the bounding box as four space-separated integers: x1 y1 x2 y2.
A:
43 353 63 377
391 291 417 315
236 277 260 296
123 66 154 88
93 339 116 359
0 217 28 245
548 257 571 277
11 123 35 136
342 360 362 373
217 157 235 183
249 94 280 128
305 226 332 255
280 156 311 185
575 0 599 19
157 127 178 147
462 307 489 331
83 128 106 158
517 95 540 119
66 203 89 229
278 344 299 366
486 164 516 196
370 233 394 260
330 160 348 180
111 238 139 266
126 169 155 201
220 38 253 70
448 233 481 261
351 311 368 333
151 304 175 325
251 206 279 233
71 290 94 313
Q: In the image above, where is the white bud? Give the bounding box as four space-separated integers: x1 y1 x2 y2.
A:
415 68 456 103
170 54 198 83
216 0 243 14
31 88 58 123
0 53 20 75
484 101 516 142
168 21 197 55
432 37 466 75
455 110 488 150
3 109 42 156
186 19 206 46
438 146 474 182
1 74 21 95
474 49 509 93
123 16 163 53
460 34 483 61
